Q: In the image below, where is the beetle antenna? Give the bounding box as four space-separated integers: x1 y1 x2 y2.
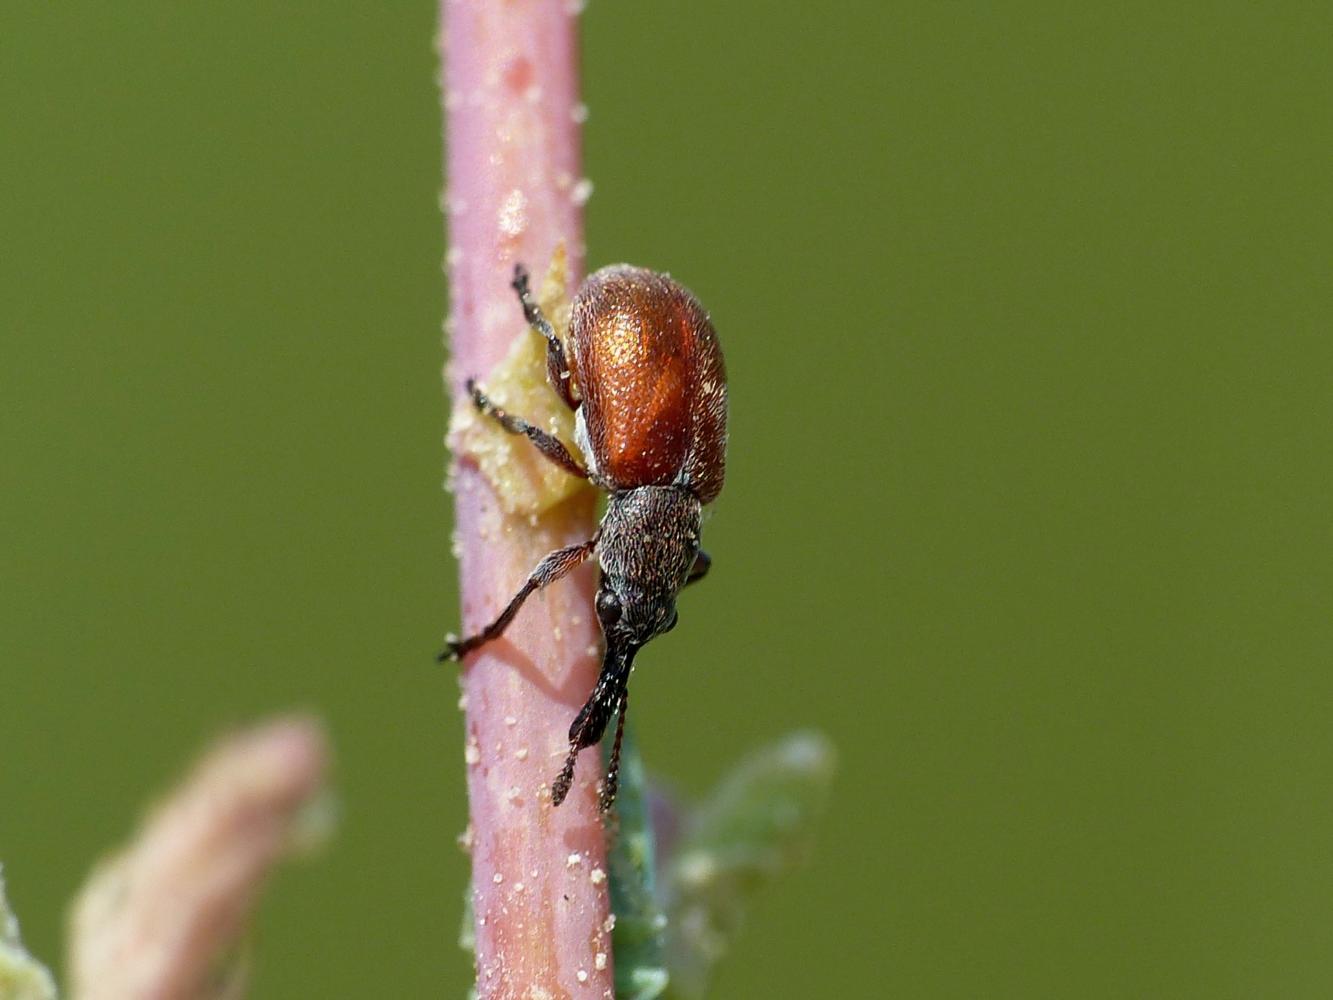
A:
599 687 630 813
551 748 579 807
550 643 635 807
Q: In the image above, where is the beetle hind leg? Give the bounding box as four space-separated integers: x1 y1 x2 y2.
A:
511 262 578 411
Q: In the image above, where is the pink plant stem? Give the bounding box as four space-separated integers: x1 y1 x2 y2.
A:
67 717 329 1000
440 2 613 997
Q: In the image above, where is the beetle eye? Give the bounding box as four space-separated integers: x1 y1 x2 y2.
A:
595 590 622 627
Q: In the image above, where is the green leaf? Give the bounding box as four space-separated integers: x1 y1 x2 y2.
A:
661 732 836 999
605 723 670 1000
0 865 57 1000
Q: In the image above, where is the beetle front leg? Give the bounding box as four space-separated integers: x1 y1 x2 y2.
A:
512 263 578 411
467 378 589 480
685 549 711 586
439 537 596 661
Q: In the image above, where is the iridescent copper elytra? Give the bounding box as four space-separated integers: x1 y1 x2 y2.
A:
441 262 727 811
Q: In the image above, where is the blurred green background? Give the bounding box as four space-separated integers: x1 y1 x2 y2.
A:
3 2 1331 996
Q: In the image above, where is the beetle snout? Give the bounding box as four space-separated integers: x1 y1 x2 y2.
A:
599 588 674 646
629 598 678 643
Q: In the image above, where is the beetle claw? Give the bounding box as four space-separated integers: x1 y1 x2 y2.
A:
437 634 462 663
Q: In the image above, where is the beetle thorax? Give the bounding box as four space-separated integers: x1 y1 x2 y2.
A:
596 486 701 643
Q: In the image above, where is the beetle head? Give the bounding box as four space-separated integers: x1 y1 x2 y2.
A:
552 486 703 810
594 578 677 648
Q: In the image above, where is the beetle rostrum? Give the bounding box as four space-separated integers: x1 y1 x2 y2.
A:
441 261 727 811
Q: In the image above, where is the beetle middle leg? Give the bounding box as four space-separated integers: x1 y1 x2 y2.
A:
512 262 578 411
466 378 588 480
438 537 597 662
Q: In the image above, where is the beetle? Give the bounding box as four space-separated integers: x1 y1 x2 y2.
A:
441 262 727 811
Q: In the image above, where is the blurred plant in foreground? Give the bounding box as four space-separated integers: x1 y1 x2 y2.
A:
2 716 332 1000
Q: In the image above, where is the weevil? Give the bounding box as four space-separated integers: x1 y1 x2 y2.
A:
442 262 727 810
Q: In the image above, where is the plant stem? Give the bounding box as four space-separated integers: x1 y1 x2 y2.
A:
439 2 613 997
67 717 330 1000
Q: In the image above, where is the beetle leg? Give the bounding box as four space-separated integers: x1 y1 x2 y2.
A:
685 548 711 586
438 537 597 662
467 378 589 480
511 263 578 411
